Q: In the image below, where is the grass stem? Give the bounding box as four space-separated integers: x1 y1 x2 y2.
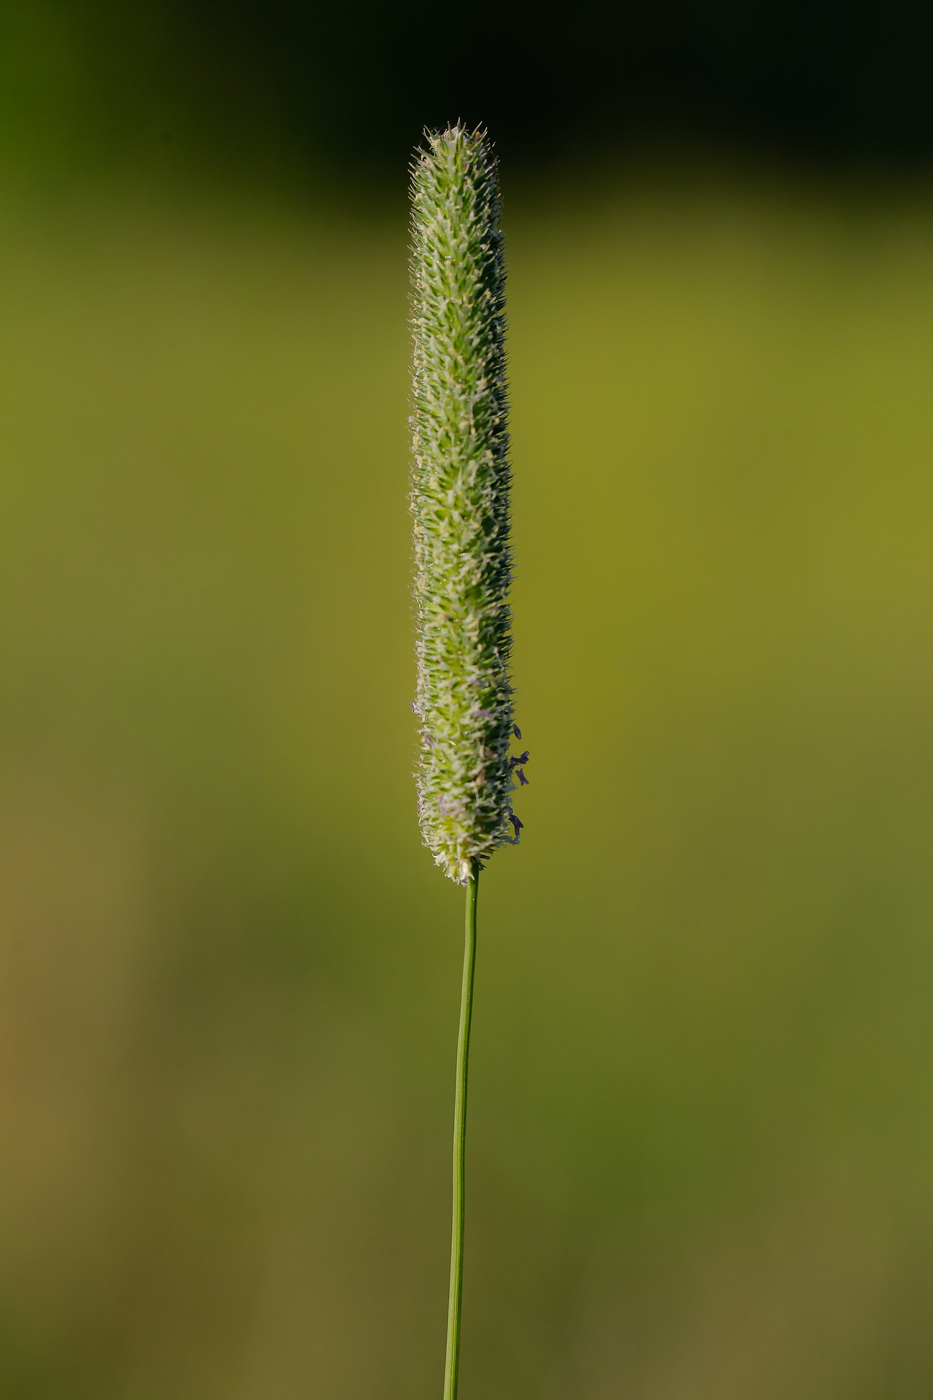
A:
443 860 479 1400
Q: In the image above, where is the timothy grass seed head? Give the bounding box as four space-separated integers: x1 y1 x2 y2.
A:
409 124 523 883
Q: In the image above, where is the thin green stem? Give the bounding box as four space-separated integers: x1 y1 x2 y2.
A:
443 860 479 1400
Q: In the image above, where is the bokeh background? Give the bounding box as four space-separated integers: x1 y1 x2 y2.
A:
5 4 933 1397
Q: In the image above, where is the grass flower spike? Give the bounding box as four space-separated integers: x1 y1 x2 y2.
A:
410 124 522 885
409 124 525 1400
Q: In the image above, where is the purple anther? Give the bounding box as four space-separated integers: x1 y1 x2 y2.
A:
516 750 529 765
512 724 522 740
509 813 524 834
517 768 529 786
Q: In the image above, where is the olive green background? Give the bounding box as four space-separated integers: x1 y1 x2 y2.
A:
4 165 933 1398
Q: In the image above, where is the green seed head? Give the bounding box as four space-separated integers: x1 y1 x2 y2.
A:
409 125 523 883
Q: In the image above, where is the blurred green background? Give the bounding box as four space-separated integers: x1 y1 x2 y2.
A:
5 5 933 1398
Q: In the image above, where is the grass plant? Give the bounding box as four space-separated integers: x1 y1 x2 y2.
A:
409 125 526 1400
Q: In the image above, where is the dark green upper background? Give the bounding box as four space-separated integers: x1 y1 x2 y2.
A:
6 0 933 181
